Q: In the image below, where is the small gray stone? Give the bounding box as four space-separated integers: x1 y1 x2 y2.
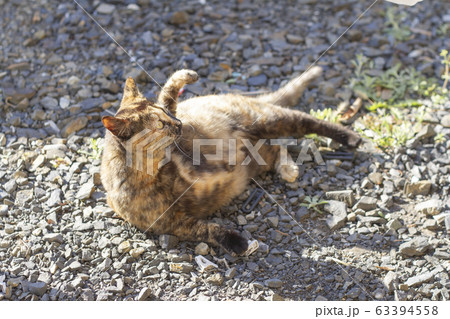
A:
31 155 45 171
441 114 450 127
96 291 110 301
130 247 145 258
15 189 33 206
325 200 347 230
4 224 14 234
247 74 267 86
46 189 62 207
206 273 223 286
0 134 5 147
346 287 361 299
0 189 8 201
28 281 47 296
225 267 237 279
98 258 112 271
159 234 178 249
69 261 82 271
267 216 279 227
434 248 450 260
423 219 438 230
3 179 16 193
325 190 355 206
98 237 110 249
93 221 105 230
96 3 115 14
380 194 393 207
415 199 442 215
404 267 442 288
399 237 431 256
40 96 58 109
243 224 258 232
315 295 328 301
403 180 431 196
81 249 94 262
0 205 8 217
265 278 283 288
415 124 435 140
37 272 52 285
445 214 450 231
118 241 131 254
383 271 397 292
374 288 385 300
137 287 152 301
357 215 385 225
73 219 94 231
368 172 383 185
237 215 247 226
248 65 262 76
386 218 402 231
142 31 153 45
59 97 70 109
271 293 285 301
286 34 302 44
76 182 95 200
43 233 64 244
353 196 377 211
61 117 88 138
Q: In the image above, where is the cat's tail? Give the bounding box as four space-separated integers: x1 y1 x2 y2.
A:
256 66 322 107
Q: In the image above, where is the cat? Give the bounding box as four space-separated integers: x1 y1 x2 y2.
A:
100 67 361 255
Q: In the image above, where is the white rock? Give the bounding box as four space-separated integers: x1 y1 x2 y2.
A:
415 199 442 215
76 182 95 200
96 3 115 14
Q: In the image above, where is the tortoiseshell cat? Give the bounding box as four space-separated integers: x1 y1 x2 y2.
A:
101 67 361 254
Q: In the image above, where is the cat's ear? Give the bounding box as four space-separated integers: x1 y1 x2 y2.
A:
102 116 129 137
122 77 143 102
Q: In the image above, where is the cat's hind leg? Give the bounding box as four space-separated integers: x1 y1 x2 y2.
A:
248 105 361 148
275 147 299 183
257 144 299 182
157 69 198 115
156 211 248 255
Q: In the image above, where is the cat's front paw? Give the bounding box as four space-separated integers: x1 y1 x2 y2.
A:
345 132 362 148
219 230 248 255
278 163 299 183
175 69 199 85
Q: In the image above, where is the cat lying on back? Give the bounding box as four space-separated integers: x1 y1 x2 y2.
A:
101 67 361 254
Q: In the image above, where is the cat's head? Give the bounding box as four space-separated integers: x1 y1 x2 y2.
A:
102 77 182 142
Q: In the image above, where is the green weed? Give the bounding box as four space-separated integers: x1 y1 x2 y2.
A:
300 196 328 214
434 132 447 145
309 108 341 123
440 49 449 90
383 7 411 42
356 109 419 150
349 51 449 110
78 138 104 160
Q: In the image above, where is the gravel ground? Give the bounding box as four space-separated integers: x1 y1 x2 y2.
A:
0 0 449 301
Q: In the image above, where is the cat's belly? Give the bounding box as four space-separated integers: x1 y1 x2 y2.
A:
172 155 250 217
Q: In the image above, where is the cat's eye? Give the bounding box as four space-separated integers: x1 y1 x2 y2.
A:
156 121 164 129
